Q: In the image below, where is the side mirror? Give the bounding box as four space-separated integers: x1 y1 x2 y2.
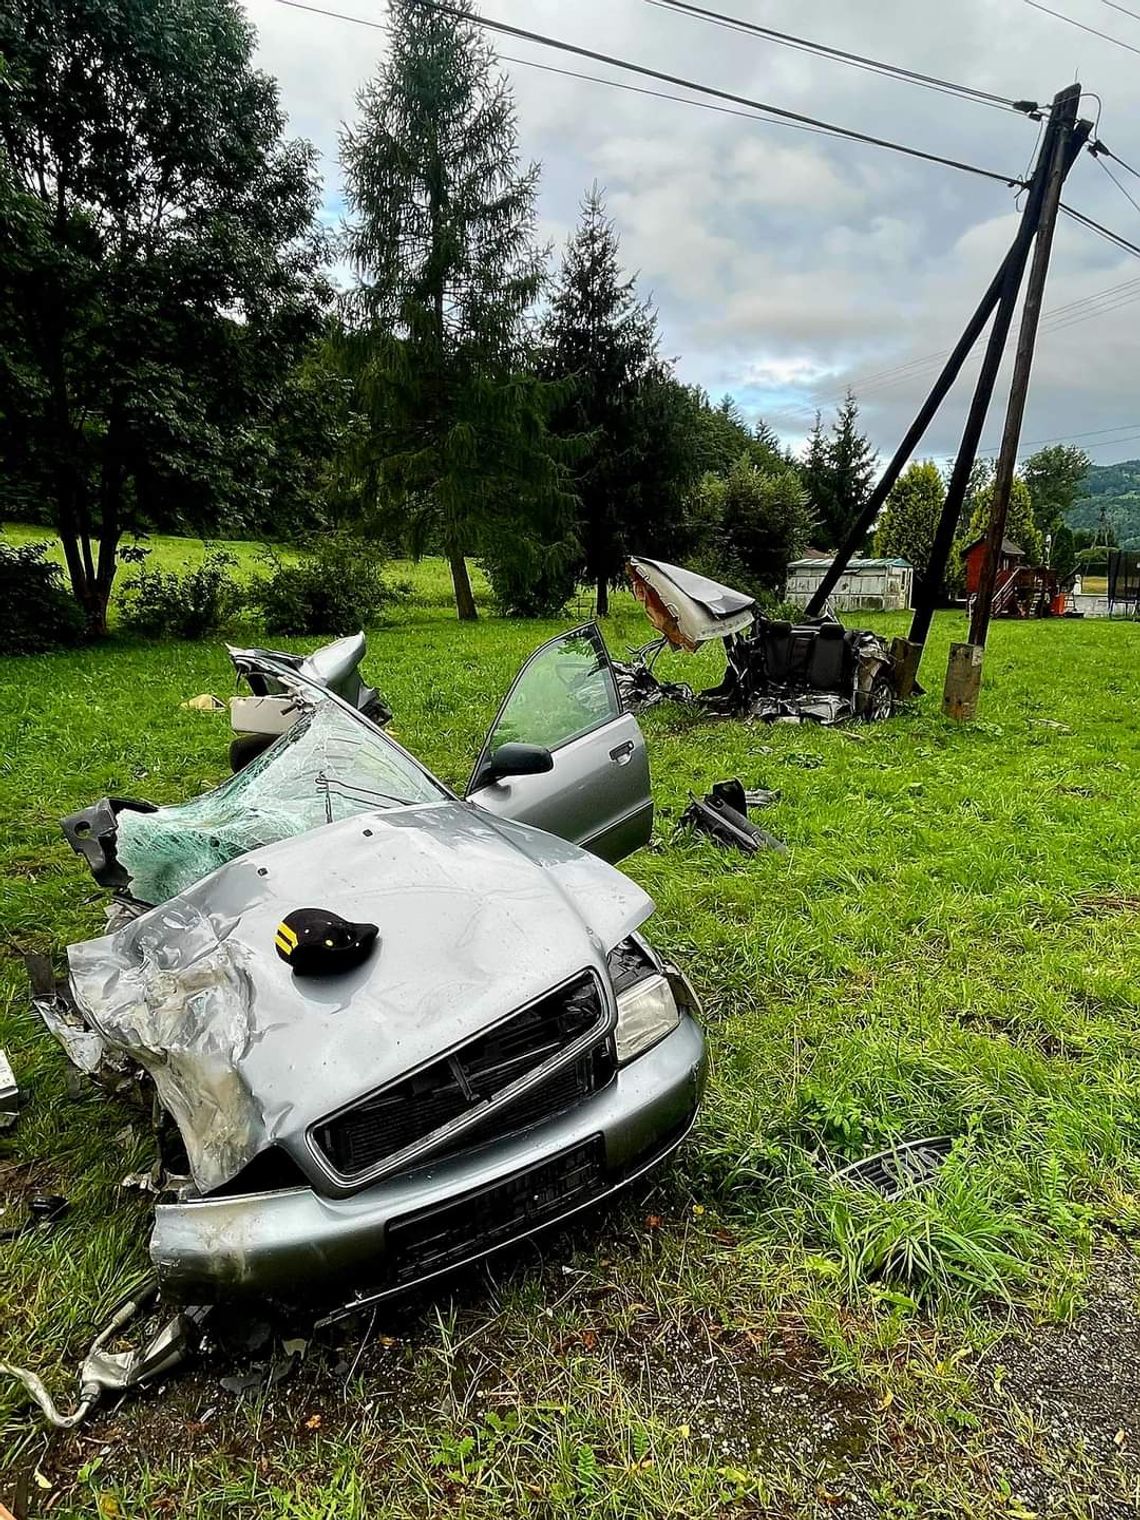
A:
475 742 554 789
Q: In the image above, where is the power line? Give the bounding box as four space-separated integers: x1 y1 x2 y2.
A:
1060 201 1140 257
977 420 1140 452
1102 0 1140 23
1095 152 1140 220
1023 0 1140 56
823 278 1140 405
389 0 1029 186
640 0 1028 113
1095 142 1140 182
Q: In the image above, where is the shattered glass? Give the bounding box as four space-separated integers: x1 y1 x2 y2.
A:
116 702 447 905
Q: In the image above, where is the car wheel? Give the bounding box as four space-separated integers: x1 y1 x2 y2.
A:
862 673 894 722
229 732 274 773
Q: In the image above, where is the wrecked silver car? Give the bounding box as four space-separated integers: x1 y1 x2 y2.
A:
617 556 896 723
39 624 706 1316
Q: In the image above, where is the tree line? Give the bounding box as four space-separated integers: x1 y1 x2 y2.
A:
1 0 1094 635
874 444 1094 591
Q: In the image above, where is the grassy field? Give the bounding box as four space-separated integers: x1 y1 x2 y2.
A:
1 554 1139 1516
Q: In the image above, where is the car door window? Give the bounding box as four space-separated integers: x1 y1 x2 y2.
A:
473 624 620 779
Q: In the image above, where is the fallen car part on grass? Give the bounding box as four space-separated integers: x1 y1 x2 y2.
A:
0 1048 18 1129
618 557 896 725
831 1137 954 1197
37 626 706 1312
679 779 788 856
0 1283 209 1429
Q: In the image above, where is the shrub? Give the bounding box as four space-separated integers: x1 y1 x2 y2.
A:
118 552 243 639
481 540 578 618
255 536 391 635
0 541 87 653
689 455 814 598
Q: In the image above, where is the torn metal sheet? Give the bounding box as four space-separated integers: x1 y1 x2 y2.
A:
832 1137 954 1196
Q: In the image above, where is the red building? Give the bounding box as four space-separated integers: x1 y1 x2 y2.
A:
962 536 1024 596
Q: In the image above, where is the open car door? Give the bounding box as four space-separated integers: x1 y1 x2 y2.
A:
466 624 652 864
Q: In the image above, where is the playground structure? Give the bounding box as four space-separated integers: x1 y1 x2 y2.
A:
962 535 1063 620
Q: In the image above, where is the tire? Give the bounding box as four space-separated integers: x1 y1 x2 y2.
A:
229 732 275 773
861 672 894 722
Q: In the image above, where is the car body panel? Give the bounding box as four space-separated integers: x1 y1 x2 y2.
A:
46 625 702 1307
150 1010 707 1303
67 800 655 1197
467 625 653 863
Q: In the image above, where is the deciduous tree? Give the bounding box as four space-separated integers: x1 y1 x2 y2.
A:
875 460 945 577
0 0 328 632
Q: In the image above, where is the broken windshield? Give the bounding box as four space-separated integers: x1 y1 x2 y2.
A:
116 701 448 904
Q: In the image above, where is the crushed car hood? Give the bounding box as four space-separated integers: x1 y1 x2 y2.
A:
67 801 653 1196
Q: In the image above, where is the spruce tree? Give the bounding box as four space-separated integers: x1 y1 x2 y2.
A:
542 185 679 614
801 393 877 550
340 0 571 619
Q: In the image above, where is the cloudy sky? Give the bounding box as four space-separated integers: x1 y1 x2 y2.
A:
243 0 1140 466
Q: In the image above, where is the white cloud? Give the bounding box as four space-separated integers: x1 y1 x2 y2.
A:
242 0 1140 462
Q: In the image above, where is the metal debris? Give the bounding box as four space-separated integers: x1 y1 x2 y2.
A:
618 557 896 725
679 779 788 855
0 1283 209 1429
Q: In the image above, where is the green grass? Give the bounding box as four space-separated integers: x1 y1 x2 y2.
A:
0 521 494 615
1 552 1139 1515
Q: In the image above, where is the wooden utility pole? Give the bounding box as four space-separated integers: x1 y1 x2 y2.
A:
943 85 1091 718
803 242 1021 622
907 104 1062 653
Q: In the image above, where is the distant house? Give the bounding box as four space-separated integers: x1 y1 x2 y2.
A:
961 536 1024 597
785 556 914 612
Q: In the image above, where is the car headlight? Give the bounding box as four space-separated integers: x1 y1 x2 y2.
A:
614 973 680 1064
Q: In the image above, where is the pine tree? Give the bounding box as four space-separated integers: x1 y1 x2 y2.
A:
541 186 684 614
801 413 831 545
339 0 571 619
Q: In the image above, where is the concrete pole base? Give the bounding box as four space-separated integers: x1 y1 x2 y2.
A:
942 641 984 720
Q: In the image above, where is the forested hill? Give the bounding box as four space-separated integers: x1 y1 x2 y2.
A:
1066 458 1140 547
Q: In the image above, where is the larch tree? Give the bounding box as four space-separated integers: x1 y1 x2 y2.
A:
0 0 328 633
340 0 571 620
541 185 676 614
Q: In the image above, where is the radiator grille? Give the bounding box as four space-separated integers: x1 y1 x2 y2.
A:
313 974 609 1180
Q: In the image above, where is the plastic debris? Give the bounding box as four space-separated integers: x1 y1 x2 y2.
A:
0 1048 18 1130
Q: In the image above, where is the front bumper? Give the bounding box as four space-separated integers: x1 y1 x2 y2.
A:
151 1013 707 1306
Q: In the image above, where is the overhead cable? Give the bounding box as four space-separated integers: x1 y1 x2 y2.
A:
641 0 1030 113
